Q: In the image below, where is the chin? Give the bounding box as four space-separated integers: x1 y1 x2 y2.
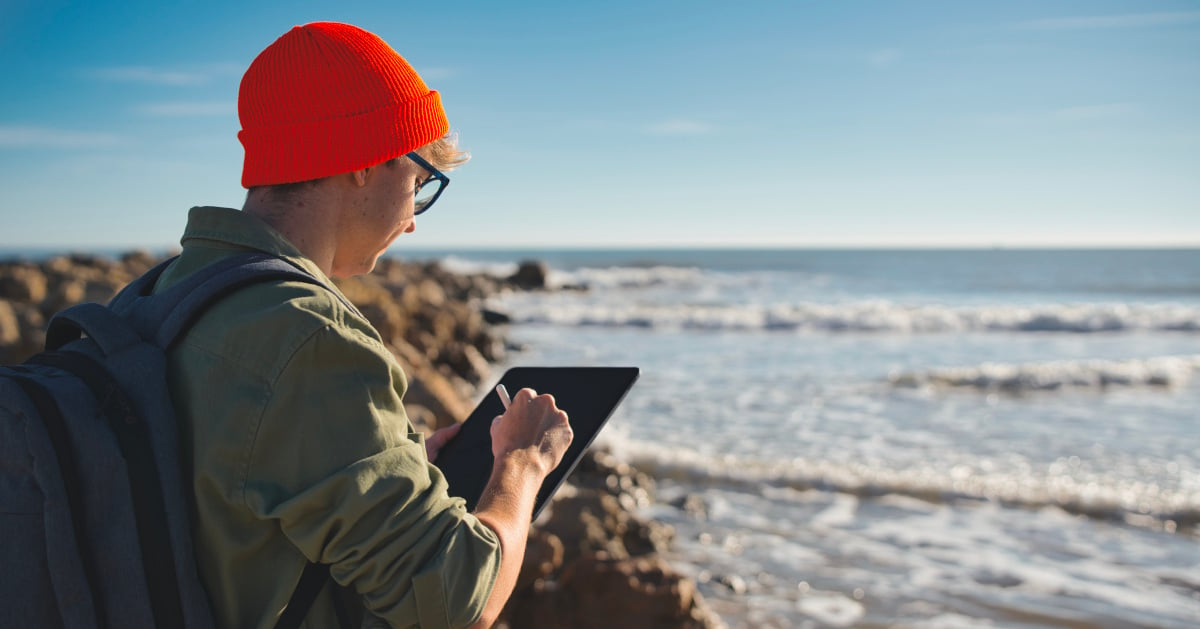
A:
358 255 383 276
331 256 378 278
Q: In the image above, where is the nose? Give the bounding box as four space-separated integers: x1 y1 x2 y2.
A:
404 220 416 234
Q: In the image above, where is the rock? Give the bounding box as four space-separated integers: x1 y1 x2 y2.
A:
401 278 446 311
623 512 675 558
477 336 506 363
334 276 407 344
82 279 121 305
67 253 110 269
571 447 656 508
442 343 491 386
402 404 438 435
394 346 472 428
0 301 45 364
504 554 725 629
481 308 511 325
0 300 20 346
671 493 710 520
495 446 720 628
429 309 461 346
43 255 102 285
508 260 549 290
120 250 158 276
39 279 86 319
517 530 564 591
716 574 748 595
543 490 633 563
0 265 48 303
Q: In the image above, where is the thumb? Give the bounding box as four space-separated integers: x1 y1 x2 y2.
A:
430 422 461 447
441 422 463 441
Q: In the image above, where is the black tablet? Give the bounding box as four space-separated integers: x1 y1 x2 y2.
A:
434 366 640 519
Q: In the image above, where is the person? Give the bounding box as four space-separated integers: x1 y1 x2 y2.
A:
154 21 573 628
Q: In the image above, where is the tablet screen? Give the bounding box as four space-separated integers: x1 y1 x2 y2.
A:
433 366 640 518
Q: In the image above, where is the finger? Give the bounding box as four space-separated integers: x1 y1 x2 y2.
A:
429 424 457 447
439 425 461 448
514 387 538 404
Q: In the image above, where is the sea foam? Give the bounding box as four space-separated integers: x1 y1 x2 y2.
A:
496 300 1200 334
890 355 1200 392
598 432 1199 534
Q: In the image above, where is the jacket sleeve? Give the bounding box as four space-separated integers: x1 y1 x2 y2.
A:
239 322 501 628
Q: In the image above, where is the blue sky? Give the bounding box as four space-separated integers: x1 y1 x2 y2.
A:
1 0 1197 249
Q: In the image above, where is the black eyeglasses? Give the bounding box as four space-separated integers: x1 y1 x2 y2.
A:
406 151 449 215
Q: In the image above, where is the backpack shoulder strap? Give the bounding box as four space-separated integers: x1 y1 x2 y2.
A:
143 252 359 349
140 253 354 628
45 253 350 354
43 256 180 352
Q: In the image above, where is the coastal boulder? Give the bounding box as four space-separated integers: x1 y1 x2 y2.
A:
334 275 408 344
389 338 472 430
508 260 550 290
498 448 716 629
0 300 20 347
544 490 634 562
0 265 48 303
564 555 724 629
120 250 159 277
504 554 725 629
516 529 564 591
0 300 45 364
39 279 86 319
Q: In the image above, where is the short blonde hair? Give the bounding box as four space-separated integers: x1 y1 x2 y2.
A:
416 131 470 172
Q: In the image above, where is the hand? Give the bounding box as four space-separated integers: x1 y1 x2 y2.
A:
425 422 462 463
489 387 573 477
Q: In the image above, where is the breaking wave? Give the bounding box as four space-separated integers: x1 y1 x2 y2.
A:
435 256 706 289
890 355 1200 392
499 301 1200 334
601 438 1199 534
552 265 706 289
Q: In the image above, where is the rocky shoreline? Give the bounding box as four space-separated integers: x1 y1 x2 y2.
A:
0 251 724 629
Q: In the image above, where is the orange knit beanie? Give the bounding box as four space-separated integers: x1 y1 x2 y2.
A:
237 22 449 187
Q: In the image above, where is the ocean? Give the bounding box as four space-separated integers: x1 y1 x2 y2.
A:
420 248 1200 629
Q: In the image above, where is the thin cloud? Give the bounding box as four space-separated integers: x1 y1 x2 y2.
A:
86 63 242 86
645 119 714 136
137 101 234 117
868 48 902 69
0 125 123 149
1021 11 1200 30
1051 103 1136 121
417 66 458 80
972 103 1137 127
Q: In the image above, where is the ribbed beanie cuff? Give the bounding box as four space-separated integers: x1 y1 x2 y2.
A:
238 22 449 188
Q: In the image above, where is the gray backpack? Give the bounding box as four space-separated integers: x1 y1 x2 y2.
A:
0 252 350 629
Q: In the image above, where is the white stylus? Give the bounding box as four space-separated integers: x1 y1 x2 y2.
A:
495 384 512 410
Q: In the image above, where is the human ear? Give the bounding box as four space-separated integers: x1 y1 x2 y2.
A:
351 167 371 187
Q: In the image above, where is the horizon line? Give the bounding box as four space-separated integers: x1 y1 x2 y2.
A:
3 242 1200 255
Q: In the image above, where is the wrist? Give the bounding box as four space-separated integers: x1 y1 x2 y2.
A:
475 450 543 524
492 447 552 484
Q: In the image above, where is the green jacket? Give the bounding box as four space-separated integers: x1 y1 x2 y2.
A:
156 207 500 629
